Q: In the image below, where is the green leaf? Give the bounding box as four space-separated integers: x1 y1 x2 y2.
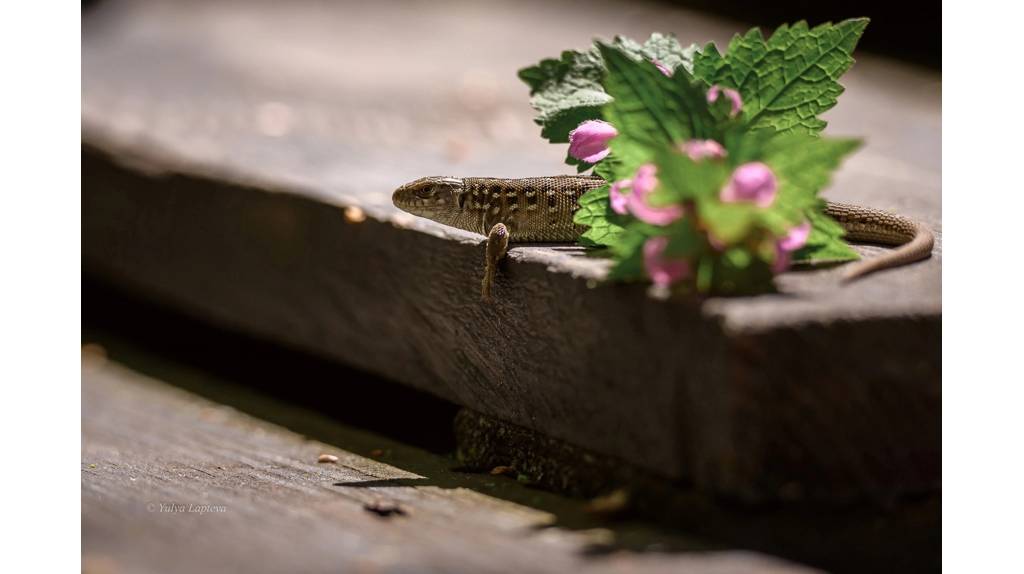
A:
697 200 760 244
518 34 699 143
794 204 860 263
652 148 729 204
605 134 657 182
592 156 618 182
692 42 724 85
708 249 777 294
637 33 700 76
599 43 715 147
606 225 649 281
574 184 626 247
762 133 861 216
693 18 868 134
518 48 607 144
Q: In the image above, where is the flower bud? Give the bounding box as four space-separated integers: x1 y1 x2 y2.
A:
643 236 690 287
707 85 742 117
679 139 726 161
651 59 673 77
772 222 812 273
568 120 617 163
627 164 684 225
720 162 778 208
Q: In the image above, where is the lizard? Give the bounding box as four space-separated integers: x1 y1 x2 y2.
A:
392 175 935 299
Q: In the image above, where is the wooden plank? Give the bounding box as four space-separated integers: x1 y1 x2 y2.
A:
82 0 940 502
81 346 815 574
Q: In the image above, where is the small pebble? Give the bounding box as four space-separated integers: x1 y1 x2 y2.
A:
364 500 410 517
343 206 366 223
317 454 339 464
583 488 630 515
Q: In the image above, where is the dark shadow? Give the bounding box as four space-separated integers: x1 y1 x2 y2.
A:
334 478 431 488
83 276 938 571
83 275 721 557
662 0 941 69
83 276 460 454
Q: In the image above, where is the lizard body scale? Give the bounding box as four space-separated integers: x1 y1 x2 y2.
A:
392 175 935 298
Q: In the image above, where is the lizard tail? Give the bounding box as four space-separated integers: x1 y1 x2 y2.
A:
823 201 935 281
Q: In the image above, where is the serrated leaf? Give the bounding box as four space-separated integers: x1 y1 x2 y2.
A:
600 43 715 147
693 18 868 134
574 185 627 247
762 133 861 216
637 33 700 76
692 42 725 85
518 34 699 143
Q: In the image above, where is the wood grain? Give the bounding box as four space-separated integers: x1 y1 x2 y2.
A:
81 349 814 574
82 0 940 502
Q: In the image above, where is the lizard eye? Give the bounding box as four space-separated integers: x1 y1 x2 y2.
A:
414 186 435 200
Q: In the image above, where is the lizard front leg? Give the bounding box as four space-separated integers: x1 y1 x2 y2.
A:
481 223 510 300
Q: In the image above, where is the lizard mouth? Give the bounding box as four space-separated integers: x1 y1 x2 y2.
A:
392 177 463 216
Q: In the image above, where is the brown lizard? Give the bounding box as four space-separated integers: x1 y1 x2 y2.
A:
392 175 935 299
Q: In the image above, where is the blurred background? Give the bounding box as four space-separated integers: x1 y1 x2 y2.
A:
83 0 940 212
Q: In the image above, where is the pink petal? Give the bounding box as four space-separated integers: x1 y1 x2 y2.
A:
651 59 673 77
679 139 727 161
778 222 811 252
631 164 658 195
627 194 685 225
627 164 684 225
568 120 617 163
720 162 777 208
643 236 690 287
609 179 631 215
707 85 743 117
772 249 792 274
772 222 812 273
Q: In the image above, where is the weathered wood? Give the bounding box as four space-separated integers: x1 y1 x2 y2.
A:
81 346 816 574
454 409 940 573
82 0 941 502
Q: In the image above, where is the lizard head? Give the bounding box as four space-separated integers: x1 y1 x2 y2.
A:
392 176 465 219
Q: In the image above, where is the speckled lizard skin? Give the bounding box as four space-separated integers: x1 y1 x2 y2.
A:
393 176 935 297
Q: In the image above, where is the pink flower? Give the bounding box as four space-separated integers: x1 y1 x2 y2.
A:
606 165 684 225
772 222 811 273
707 85 742 117
626 164 684 225
568 120 617 163
679 139 727 161
609 179 630 215
651 59 673 77
643 236 690 287
720 162 778 208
